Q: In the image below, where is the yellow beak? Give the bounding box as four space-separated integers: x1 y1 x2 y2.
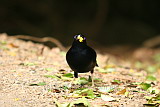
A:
77 35 84 42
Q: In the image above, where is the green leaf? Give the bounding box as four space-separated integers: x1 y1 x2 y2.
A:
29 82 46 86
61 86 68 90
139 82 151 91
125 91 129 97
145 93 160 105
37 82 46 86
148 87 160 94
60 73 74 81
61 73 74 81
44 75 60 79
62 73 73 78
144 96 152 100
78 77 89 85
146 75 157 81
113 80 122 84
154 94 160 101
94 78 102 82
61 77 73 81
45 68 54 71
147 66 157 73
0 41 7 45
69 97 91 107
81 89 95 99
74 88 96 99
53 97 90 107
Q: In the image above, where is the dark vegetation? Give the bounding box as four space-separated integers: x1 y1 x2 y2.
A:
0 0 160 46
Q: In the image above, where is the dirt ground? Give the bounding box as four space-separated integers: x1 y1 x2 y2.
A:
0 33 159 107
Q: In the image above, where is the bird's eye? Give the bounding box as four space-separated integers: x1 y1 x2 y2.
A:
74 35 77 39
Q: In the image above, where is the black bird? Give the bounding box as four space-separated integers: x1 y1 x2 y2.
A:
66 34 98 86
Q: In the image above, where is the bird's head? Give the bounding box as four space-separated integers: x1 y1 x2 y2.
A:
74 34 86 43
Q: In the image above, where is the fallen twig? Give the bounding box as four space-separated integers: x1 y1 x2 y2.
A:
10 35 66 51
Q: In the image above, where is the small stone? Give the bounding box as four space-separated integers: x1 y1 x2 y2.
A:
30 70 36 74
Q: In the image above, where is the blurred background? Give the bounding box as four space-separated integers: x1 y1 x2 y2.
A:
0 0 159 47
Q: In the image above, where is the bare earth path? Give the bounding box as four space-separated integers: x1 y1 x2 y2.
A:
0 34 159 107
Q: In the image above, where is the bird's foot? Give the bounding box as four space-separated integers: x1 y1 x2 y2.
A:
91 83 95 87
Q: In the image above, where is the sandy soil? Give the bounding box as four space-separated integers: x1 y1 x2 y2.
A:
0 33 159 107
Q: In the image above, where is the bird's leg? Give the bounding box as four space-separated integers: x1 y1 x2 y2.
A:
90 70 94 87
73 72 79 84
74 72 78 78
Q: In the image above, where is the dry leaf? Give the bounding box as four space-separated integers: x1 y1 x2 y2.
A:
9 43 19 48
7 51 17 56
116 88 126 95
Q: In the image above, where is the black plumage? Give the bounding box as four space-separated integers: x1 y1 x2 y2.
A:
66 34 98 86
